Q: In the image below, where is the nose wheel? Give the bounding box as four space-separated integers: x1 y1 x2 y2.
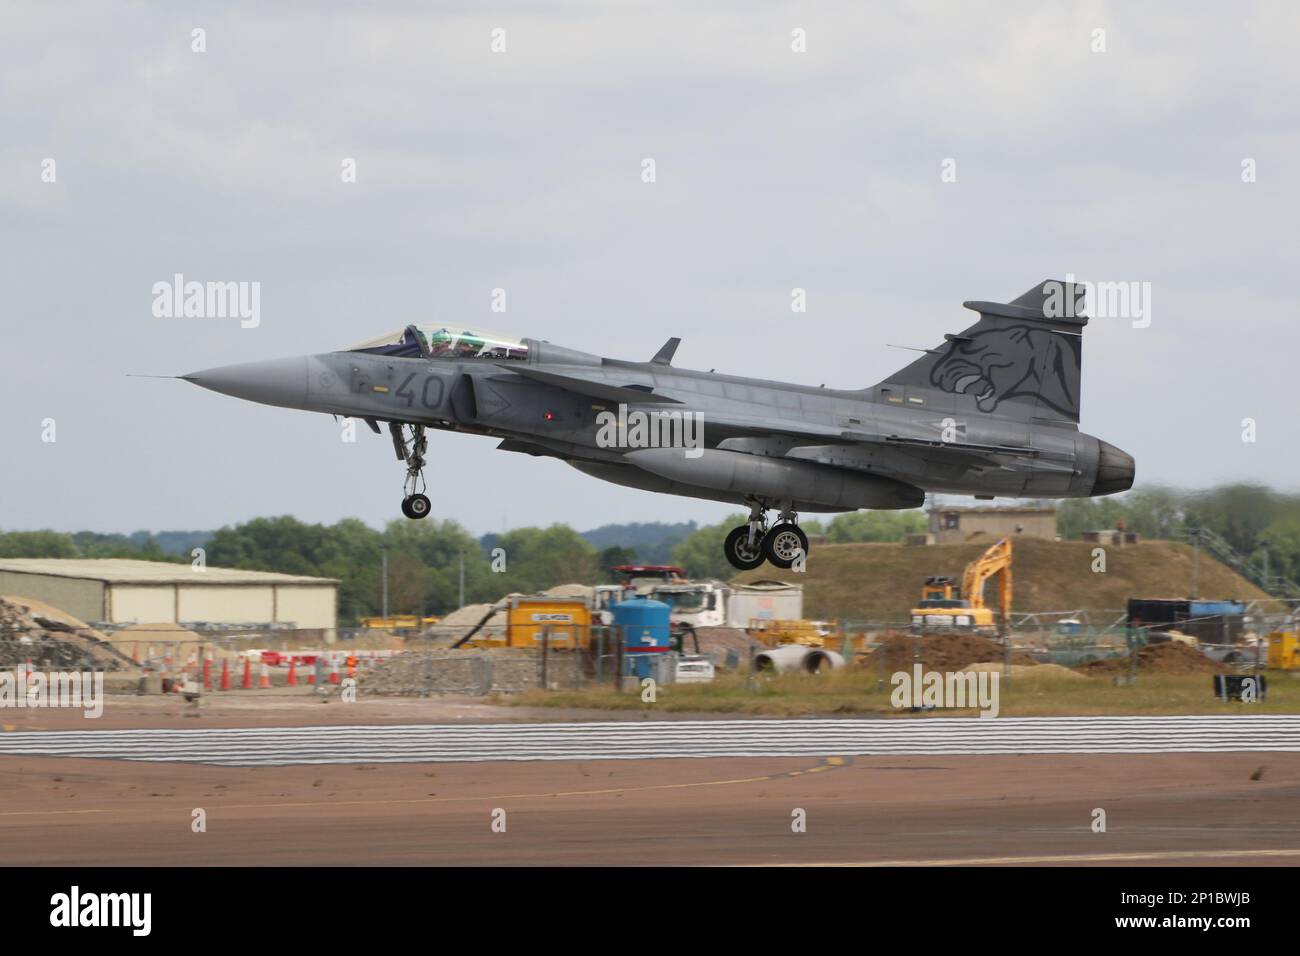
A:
401 493 431 519
390 422 432 520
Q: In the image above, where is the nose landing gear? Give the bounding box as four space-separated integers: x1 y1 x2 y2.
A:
390 422 432 519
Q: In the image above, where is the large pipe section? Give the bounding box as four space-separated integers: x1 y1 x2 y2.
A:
753 644 845 674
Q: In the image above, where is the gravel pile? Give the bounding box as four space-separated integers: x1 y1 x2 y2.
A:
357 647 577 696
0 597 132 671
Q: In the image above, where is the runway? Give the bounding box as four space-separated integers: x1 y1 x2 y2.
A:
1 714 1297 766
0 749 1296 865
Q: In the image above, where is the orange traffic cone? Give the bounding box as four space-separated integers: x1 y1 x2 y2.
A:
24 658 33 680
220 659 231 691
286 658 298 687
241 657 252 690
258 660 271 689
346 654 356 678
329 654 341 685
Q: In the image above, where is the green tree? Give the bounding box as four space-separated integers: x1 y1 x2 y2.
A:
597 546 640 578
380 518 493 613
1184 484 1279 555
824 510 926 543
672 514 745 580
1055 486 1185 540
0 531 80 558
490 524 600 595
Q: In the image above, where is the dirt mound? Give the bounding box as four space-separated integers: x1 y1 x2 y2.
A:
863 632 1038 672
544 583 594 600
2 595 112 640
0 596 132 670
1075 640 1222 676
116 621 203 642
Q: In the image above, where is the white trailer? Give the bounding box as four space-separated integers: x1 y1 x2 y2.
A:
725 581 803 628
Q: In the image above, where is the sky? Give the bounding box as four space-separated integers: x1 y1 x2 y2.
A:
2 1 1298 537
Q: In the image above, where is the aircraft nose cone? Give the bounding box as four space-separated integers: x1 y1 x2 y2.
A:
1092 440 1135 496
183 356 308 410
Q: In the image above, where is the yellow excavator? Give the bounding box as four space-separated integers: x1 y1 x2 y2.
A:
910 538 1012 636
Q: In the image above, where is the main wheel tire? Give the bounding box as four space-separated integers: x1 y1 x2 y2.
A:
762 522 808 570
406 493 432 519
399 495 415 518
723 525 766 571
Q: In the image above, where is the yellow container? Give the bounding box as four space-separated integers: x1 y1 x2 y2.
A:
506 597 591 648
1267 631 1299 670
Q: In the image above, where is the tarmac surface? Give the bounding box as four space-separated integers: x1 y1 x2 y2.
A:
0 750 1296 865
1 715 1297 765
0 697 1297 865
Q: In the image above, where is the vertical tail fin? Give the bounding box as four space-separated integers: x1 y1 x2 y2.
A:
876 280 1087 425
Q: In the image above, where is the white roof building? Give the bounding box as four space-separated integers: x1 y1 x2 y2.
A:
0 558 338 630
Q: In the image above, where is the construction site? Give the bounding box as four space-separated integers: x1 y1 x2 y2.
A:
0 509 1298 872
3 522 1295 705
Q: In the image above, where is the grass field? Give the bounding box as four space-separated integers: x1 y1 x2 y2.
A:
733 537 1283 622
503 668 1300 717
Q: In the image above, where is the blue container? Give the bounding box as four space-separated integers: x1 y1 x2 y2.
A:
1190 600 1244 618
611 597 671 679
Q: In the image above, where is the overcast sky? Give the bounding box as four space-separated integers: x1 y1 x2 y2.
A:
2 1 1298 537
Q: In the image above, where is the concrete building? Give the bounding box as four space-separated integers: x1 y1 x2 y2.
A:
0 559 338 629
928 506 1057 545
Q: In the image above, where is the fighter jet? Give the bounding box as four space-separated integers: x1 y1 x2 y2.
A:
180 280 1134 571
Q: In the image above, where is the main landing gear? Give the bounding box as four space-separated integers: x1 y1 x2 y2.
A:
390 422 431 519
723 502 809 571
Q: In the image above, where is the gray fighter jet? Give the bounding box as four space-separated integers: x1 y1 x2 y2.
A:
181 280 1134 570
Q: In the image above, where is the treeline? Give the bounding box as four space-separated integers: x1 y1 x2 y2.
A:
185 517 622 623
1056 484 1300 582
3 483 1297 621
0 517 631 624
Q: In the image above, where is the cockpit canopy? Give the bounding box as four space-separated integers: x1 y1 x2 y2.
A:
346 325 528 361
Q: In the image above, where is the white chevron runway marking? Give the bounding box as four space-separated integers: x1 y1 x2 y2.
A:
0 715 1296 766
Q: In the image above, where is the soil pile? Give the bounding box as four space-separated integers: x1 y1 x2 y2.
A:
0 596 132 670
1075 640 1223 676
863 632 1038 672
